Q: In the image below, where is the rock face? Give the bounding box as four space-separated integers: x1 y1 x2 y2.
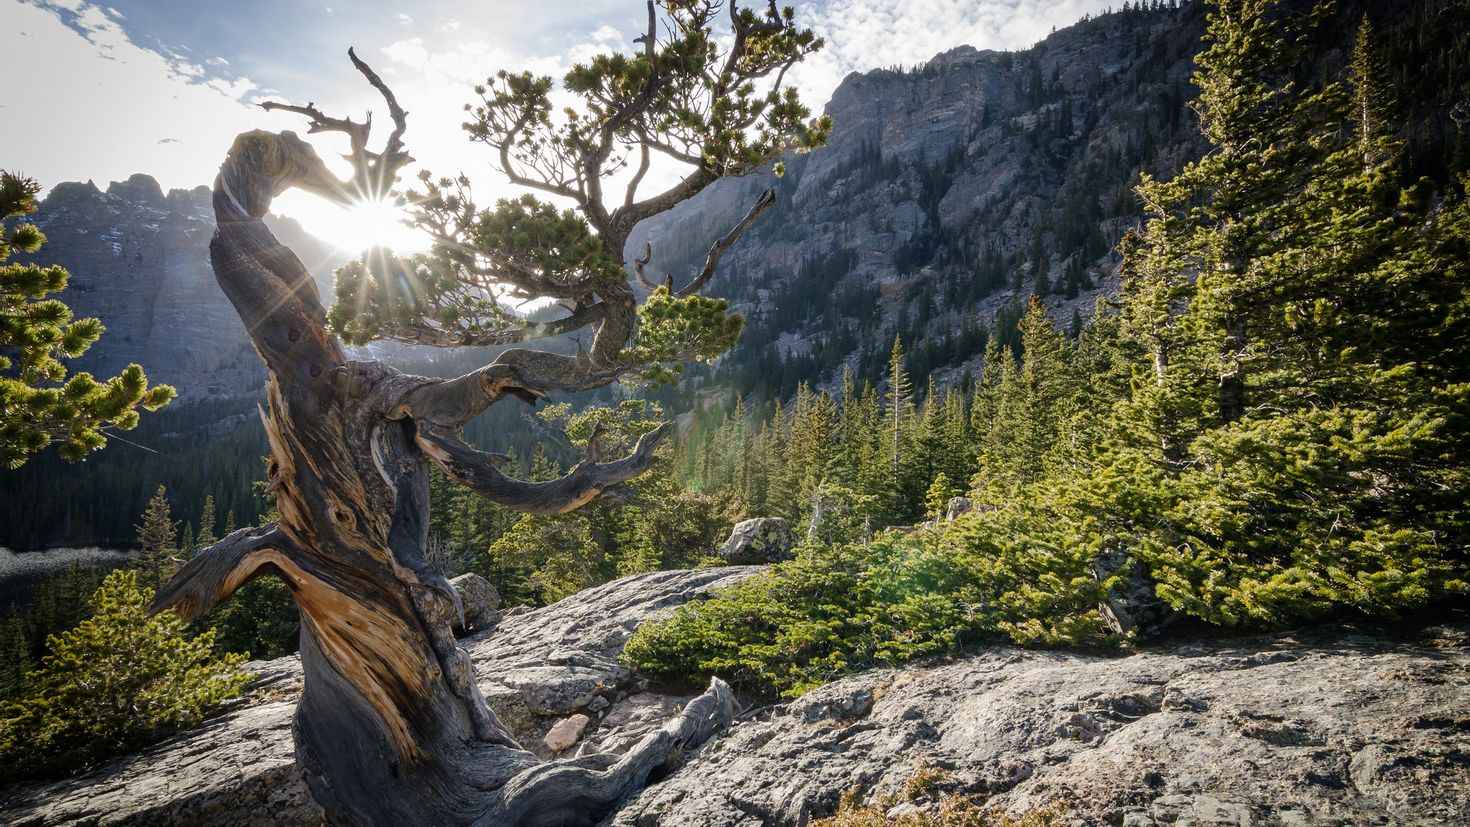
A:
18 175 345 401
719 517 795 564
611 623 1470 826
1093 548 1178 638
628 4 1211 391
0 567 760 826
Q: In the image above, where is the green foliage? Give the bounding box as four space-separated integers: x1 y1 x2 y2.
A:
625 508 1113 698
466 3 830 179
813 764 1068 827
0 570 248 780
204 577 300 660
489 511 603 605
627 288 744 386
475 400 728 606
0 170 175 468
0 563 109 700
329 196 625 346
195 494 217 550
924 473 959 519
971 299 1080 498
0 396 269 552
1105 0 1470 625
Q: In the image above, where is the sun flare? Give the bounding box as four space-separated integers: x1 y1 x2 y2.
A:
273 190 430 255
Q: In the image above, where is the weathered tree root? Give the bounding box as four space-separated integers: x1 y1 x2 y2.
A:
490 678 738 826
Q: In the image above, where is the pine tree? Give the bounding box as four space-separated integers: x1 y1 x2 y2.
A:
133 485 178 590
0 611 29 699
0 171 175 468
1103 0 1470 624
884 336 913 474
196 494 217 549
1350 15 1394 171
0 569 247 779
924 472 959 519
882 336 918 522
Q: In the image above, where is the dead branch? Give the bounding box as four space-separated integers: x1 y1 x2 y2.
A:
677 187 776 296
415 421 673 514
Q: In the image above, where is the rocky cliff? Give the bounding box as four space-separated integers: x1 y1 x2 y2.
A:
16 174 346 401
3 566 1464 826
630 3 1208 396
631 0 1468 399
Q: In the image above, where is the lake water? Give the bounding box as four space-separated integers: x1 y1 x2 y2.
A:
0 547 133 611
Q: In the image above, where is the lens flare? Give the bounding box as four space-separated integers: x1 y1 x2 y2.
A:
272 190 430 254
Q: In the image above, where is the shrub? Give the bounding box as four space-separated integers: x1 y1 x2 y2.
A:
812 764 1068 826
623 505 1115 698
0 569 249 780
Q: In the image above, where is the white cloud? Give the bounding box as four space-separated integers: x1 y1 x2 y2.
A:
589 23 622 45
397 13 411 25
0 1 260 192
788 0 1117 113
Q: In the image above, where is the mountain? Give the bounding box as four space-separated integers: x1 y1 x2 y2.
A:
17 174 348 401
632 0 1469 403
629 3 1206 401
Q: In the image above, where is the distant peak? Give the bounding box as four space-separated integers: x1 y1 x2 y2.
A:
106 173 165 205
39 179 102 210
925 45 983 69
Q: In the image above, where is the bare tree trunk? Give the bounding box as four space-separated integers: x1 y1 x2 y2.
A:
153 126 735 826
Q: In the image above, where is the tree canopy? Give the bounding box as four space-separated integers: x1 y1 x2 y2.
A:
327 0 831 395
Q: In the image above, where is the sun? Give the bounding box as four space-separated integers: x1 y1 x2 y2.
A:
273 190 431 255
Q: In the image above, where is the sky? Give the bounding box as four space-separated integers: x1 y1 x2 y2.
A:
0 0 1114 250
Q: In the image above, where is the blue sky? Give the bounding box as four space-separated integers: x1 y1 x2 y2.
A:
1 0 1114 247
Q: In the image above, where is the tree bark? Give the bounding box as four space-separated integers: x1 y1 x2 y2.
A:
153 125 735 826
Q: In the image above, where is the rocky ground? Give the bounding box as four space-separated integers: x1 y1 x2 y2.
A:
613 622 1470 826
2 566 1466 826
0 568 758 826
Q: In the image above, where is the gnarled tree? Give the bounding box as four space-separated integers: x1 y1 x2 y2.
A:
150 2 828 824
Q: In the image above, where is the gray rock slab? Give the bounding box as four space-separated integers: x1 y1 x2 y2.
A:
609 624 1470 826
0 566 761 825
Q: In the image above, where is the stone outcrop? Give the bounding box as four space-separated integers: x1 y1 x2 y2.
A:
611 622 1470 826
718 517 795 564
0 567 760 826
4 564 1465 827
449 572 501 635
1093 548 1178 638
944 496 973 521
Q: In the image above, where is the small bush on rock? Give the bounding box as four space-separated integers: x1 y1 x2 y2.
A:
624 505 1115 697
812 764 1068 826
